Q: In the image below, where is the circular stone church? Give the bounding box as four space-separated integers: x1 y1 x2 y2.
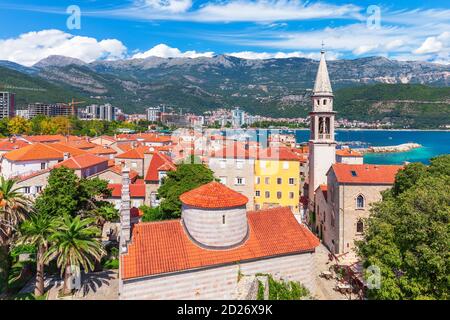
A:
119 181 319 300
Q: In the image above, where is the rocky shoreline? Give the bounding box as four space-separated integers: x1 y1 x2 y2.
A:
355 143 422 154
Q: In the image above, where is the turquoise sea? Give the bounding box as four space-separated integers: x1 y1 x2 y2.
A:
293 130 450 165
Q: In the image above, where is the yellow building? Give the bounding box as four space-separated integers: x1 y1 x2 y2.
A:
254 147 302 213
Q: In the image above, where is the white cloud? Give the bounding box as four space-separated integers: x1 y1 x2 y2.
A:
0 29 127 66
132 43 214 59
191 0 362 22
414 32 449 54
414 37 443 54
140 0 192 13
227 50 341 60
107 0 362 22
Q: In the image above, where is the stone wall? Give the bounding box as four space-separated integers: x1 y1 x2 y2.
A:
182 204 248 248
120 252 315 300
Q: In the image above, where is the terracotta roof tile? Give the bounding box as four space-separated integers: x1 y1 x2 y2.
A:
180 181 248 209
4 143 65 161
0 139 30 151
87 145 117 155
121 207 319 280
144 151 176 182
108 183 145 198
331 163 403 184
54 153 108 170
336 149 363 157
116 146 150 159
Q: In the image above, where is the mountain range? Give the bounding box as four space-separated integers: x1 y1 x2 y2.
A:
0 55 449 128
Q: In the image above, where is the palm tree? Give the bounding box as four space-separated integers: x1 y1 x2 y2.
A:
44 215 106 295
18 212 58 296
0 177 32 245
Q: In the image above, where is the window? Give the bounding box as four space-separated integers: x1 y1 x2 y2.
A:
35 186 42 194
222 215 226 224
255 190 260 197
356 194 365 209
357 220 364 233
40 163 46 170
235 177 245 185
131 161 137 168
265 177 270 185
277 178 282 185
289 192 294 199
323 99 327 105
255 204 260 210
289 178 295 185
351 170 358 177
277 191 282 199
265 191 270 199
255 177 260 184
219 176 227 184
283 161 289 169
23 187 31 194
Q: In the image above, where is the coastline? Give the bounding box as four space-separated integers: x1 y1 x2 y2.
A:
283 128 450 132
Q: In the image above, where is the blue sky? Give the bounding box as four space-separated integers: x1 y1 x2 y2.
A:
0 0 449 66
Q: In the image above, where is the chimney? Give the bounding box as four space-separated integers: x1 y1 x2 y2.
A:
63 152 70 160
120 167 131 253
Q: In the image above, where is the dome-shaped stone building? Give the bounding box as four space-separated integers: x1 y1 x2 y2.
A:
180 181 249 249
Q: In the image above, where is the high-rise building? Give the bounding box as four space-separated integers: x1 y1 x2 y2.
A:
0 92 15 119
80 104 117 121
146 107 162 122
27 103 74 118
231 107 245 128
308 49 336 212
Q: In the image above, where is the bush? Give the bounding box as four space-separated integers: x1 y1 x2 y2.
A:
103 259 119 270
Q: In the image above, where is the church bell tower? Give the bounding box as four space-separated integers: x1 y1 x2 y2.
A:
308 48 336 212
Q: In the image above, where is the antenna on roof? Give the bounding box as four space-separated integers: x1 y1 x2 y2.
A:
321 40 325 53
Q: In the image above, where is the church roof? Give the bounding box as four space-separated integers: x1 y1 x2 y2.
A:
331 163 403 184
313 51 333 95
180 181 248 209
121 207 319 280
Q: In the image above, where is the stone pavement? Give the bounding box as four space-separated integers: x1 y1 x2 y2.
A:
45 270 119 300
313 243 349 300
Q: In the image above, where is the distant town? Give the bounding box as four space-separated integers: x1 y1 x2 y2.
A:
1 91 398 131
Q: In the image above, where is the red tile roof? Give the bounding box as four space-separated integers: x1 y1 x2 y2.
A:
46 143 87 157
257 146 303 161
144 151 176 182
4 143 66 161
121 207 319 280
336 149 363 157
331 163 403 185
116 146 150 159
87 145 117 155
54 153 108 170
23 135 66 143
180 181 248 209
0 139 30 151
108 183 145 198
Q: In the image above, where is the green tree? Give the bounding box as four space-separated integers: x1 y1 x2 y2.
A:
18 212 58 296
357 155 450 300
0 177 32 294
7 117 31 135
34 168 110 219
0 177 32 246
157 162 215 218
43 215 105 295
